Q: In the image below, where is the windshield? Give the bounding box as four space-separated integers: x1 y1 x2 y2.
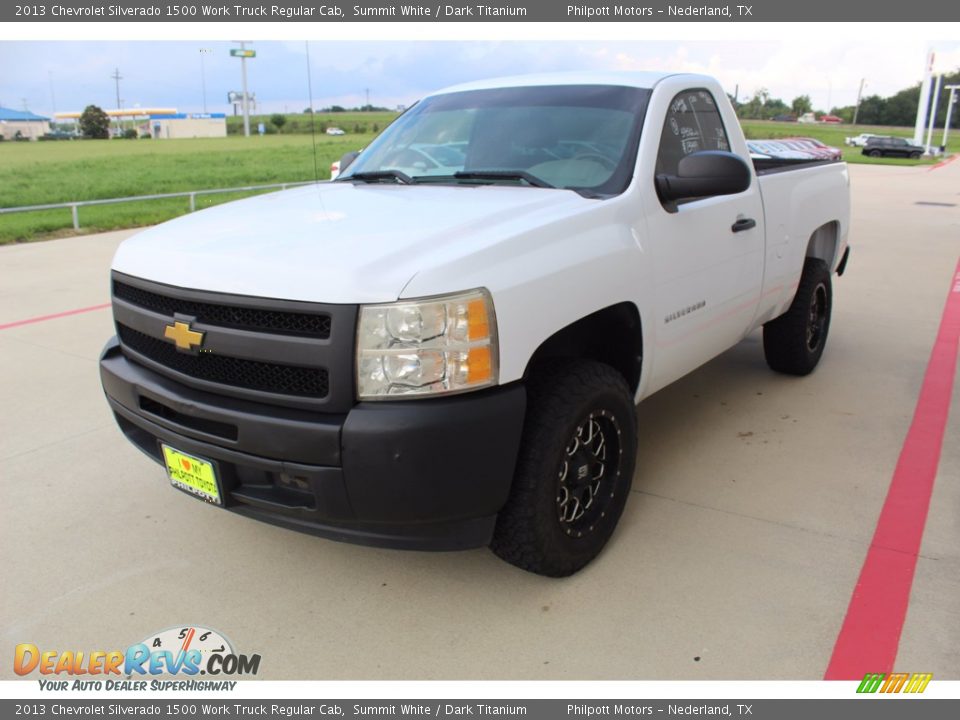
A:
339 84 651 197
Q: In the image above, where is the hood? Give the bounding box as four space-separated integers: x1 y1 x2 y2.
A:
112 182 593 304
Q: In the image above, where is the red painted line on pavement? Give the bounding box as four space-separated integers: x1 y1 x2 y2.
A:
0 302 111 331
824 257 960 680
927 154 959 171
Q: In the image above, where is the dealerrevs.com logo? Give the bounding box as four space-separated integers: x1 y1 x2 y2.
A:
14 626 260 691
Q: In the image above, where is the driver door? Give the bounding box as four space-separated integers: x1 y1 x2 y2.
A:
643 88 766 392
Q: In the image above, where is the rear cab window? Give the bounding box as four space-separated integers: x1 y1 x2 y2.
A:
655 89 731 177
654 88 731 205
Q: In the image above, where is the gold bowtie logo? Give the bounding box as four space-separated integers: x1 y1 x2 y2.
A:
163 320 205 352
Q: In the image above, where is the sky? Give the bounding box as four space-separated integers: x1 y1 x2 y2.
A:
1 38 959 118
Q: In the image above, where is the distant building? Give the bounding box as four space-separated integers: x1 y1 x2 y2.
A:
0 107 51 141
146 113 227 139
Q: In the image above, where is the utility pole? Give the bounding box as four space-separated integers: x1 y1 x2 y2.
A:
199 48 212 113
852 78 866 126
111 67 122 110
48 71 57 116
943 85 959 151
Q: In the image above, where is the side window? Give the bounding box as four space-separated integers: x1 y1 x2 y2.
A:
655 88 730 178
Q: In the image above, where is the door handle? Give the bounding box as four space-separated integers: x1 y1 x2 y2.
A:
731 217 756 233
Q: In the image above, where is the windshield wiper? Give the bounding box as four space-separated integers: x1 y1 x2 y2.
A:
343 170 415 185
453 170 554 189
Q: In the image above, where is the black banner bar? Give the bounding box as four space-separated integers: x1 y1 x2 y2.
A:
3 699 960 719
4 0 960 22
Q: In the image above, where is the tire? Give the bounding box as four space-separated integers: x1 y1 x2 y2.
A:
491 360 637 577
910 151 922 159
763 258 832 376
868 150 882 158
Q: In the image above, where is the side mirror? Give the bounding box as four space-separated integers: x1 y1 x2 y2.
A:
339 151 360 173
655 150 752 203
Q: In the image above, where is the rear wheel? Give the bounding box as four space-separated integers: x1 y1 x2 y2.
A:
491 360 637 577
868 149 882 158
763 258 832 376
910 151 922 159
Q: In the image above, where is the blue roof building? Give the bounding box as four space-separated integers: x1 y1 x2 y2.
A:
0 107 51 122
0 107 52 141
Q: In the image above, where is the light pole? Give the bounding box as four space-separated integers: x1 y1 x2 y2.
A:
241 42 250 136
852 78 866 126
199 48 212 113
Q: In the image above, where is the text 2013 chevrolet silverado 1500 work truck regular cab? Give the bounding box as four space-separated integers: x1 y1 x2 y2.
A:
100 72 850 576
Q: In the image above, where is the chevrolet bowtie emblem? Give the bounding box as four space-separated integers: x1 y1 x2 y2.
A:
163 320 205 352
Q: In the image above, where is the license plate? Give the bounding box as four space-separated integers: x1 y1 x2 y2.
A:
161 445 222 506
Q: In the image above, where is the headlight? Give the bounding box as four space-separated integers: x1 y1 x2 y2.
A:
356 288 498 399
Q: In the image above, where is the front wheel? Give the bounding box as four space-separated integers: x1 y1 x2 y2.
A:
868 149 882 157
910 151 922 159
763 258 832 376
491 360 637 577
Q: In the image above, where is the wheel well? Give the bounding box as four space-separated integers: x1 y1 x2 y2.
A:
524 303 643 393
805 221 839 269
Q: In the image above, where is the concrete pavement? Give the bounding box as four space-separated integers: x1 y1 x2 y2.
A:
1 162 958 680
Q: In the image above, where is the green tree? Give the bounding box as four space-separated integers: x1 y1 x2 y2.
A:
791 95 812 116
739 88 770 119
79 104 110 139
270 113 287 130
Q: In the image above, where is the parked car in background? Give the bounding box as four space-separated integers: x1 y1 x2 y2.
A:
772 114 796 122
747 140 818 160
845 133 879 147
326 127 346 136
782 137 843 161
820 115 843 124
862 136 924 159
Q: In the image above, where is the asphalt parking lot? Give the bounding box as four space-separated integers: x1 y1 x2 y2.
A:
1 161 958 681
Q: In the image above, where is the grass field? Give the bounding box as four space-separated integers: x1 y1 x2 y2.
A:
1 116 956 244
225 111 398 136
0 133 374 243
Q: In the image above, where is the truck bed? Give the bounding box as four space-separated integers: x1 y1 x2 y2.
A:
753 157 841 175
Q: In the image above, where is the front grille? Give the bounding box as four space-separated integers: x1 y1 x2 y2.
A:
114 280 331 338
118 324 329 398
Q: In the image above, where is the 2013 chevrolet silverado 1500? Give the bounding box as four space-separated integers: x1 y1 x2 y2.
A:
100 72 851 576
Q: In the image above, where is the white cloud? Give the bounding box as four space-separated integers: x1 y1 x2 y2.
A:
1 39 957 117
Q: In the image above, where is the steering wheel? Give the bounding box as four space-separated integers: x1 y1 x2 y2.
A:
573 152 617 170
384 148 438 170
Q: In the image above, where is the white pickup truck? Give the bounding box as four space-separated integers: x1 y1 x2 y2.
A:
100 72 850 576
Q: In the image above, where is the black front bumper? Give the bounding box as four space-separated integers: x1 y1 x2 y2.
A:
100 338 526 550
